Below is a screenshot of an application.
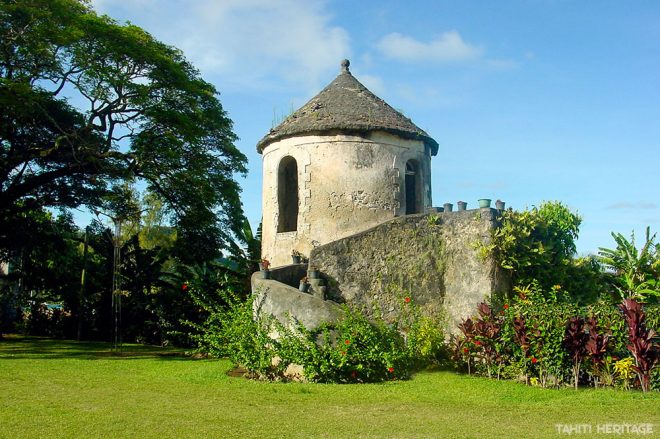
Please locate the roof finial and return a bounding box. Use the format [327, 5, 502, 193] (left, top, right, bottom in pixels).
[340, 59, 350, 73]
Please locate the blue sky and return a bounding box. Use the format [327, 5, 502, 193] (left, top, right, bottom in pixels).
[90, 0, 660, 255]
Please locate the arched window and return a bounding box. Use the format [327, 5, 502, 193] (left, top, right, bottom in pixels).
[277, 156, 298, 232]
[405, 160, 422, 215]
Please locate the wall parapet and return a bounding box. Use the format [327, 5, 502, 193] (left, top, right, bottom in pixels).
[308, 209, 510, 334]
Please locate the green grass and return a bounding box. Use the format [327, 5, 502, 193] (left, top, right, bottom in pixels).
[0, 336, 657, 438]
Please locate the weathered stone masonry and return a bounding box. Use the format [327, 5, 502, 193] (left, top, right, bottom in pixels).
[257, 60, 437, 268]
[252, 60, 509, 335]
[253, 209, 510, 335]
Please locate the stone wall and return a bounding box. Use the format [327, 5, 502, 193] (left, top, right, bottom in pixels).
[308, 209, 510, 334]
[251, 271, 342, 331]
[260, 132, 431, 267]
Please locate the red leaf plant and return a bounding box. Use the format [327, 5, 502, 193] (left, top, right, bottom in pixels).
[584, 317, 611, 388]
[472, 302, 505, 379]
[563, 316, 589, 390]
[619, 298, 658, 392]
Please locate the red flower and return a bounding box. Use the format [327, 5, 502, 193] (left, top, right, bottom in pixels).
[475, 340, 481, 346]
[531, 357, 538, 364]
[182, 283, 188, 291]
[503, 304, 509, 309]
[344, 339, 350, 345]
[463, 348, 469, 353]
[404, 297, 411, 303]
[388, 367, 394, 373]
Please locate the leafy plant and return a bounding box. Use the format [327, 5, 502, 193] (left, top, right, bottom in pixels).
[186, 292, 281, 378]
[563, 316, 588, 389]
[406, 314, 446, 365]
[478, 201, 588, 301]
[618, 298, 658, 392]
[613, 357, 636, 390]
[471, 303, 506, 379]
[598, 227, 660, 303]
[450, 290, 659, 391]
[277, 306, 413, 383]
[456, 317, 476, 375]
[584, 316, 611, 388]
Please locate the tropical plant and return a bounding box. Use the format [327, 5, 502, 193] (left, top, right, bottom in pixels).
[470, 303, 506, 379]
[479, 201, 585, 298]
[563, 316, 588, 389]
[598, 227, 660, 302]
[613, 357, 636, 390]
[278, 307, 413, 383]
[584, 316, 611, 388]
[456, 317, 476, 375]
[618, 298, 658, 392]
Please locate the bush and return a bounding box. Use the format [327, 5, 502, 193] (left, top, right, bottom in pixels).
[185, 293, 279, 378]
[278, 307, 413, 383]
[453, 290, 659, 391]
[20, 303, 69, 338]
[189, 293, 446, 383]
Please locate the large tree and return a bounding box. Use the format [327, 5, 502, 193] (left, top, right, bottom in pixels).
[0, 0, 247, 262]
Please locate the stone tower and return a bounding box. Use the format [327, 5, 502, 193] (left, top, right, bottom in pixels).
[258, 60, 439, 267]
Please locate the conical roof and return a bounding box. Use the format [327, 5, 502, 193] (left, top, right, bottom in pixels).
[256, 60, 438, 155]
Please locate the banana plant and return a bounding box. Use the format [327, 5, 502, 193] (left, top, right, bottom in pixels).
[598, 227, 659, 302]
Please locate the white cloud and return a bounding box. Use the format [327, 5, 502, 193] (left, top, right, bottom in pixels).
[376, 31, 483, 63]
[90, 0, 350, 93]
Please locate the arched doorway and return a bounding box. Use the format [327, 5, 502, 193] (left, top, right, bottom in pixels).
[278, 156, 299, 232]
[405, 160, 422, 215]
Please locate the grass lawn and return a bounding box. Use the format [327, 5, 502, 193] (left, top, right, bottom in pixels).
[0, 335, 657, 438]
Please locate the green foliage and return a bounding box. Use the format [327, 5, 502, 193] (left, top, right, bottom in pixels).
[479, 201, 602, 302]
[0, 199, 251, 345]
[1, 0, 247, 263]
[598, 227, 660, 303]
[406, 313, 447, 365]
[453, 292, 659, 391]
[190, 294, 446, 383]
[185, 292, 276, 378]
[278, 307, 413, 383]
[0, 209, 83, 336]
[506, 288, 578, 387]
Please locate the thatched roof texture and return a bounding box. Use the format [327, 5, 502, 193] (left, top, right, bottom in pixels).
[257, 60, 438, 155]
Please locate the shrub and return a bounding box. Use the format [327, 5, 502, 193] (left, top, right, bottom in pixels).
[398, 296, 447, 367]
[278, 307, 413, 383]
[457, 303, 506, 379]
[619, 298, 658, 392]
[186, 293, 279, 378]
[190, 293, 446, 383]
[584, 316, 612, 388]
[479, 202, 584, 295]
[564, 316, 588, 389]
[614, 357, 636, 390]
[451, 294, 659, 391]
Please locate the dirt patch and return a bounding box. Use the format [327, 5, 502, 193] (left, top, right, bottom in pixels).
[226, 366, 249, 378]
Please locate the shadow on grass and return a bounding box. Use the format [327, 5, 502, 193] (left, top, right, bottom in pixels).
[0, 334, 195, 361]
